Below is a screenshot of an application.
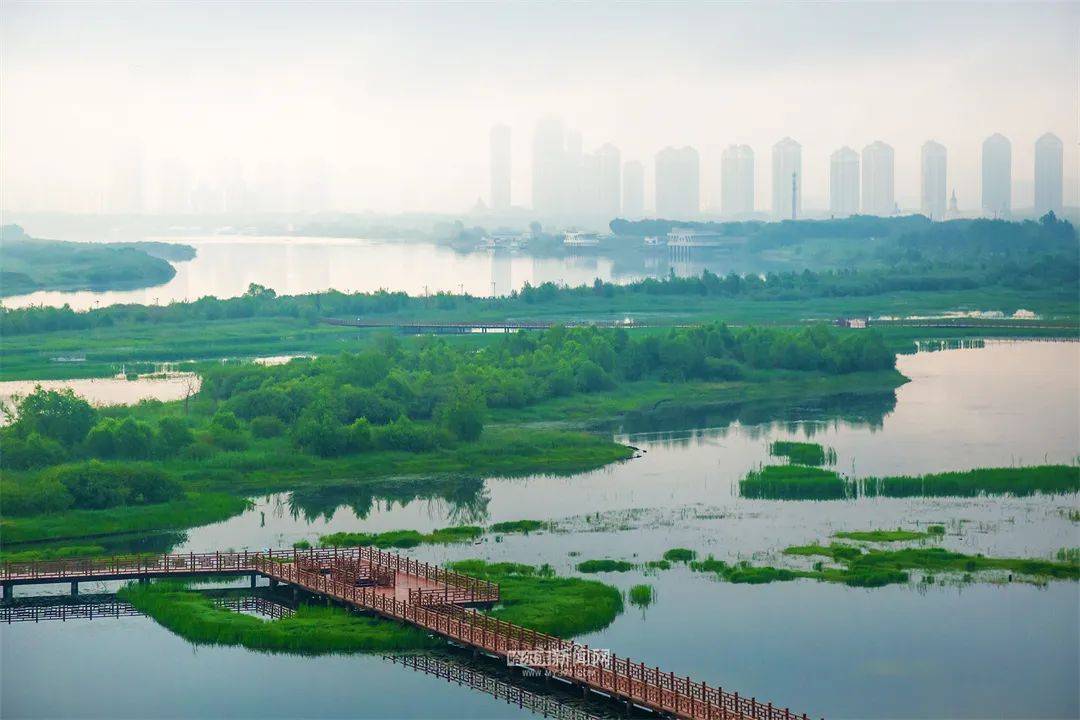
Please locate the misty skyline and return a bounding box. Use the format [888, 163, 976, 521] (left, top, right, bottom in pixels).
[2, 1, 1076, 216]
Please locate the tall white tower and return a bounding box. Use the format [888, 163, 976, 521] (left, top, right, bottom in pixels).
[829, 146, 860, 217]
[771, 137, 801, 220]
[920, 140, 947, 220]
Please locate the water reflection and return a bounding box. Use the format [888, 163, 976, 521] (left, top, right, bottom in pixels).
[616, 390, 897, 437]
[0, 590, 616, 719]
[1, 236, 826, 311]
[287, 477, 490, 526]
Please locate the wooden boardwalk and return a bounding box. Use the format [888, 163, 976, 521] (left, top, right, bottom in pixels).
[2, 548, 814, 720]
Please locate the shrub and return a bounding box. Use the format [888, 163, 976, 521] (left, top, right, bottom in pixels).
[663, 548, 697, 563]
[84, 418, 120, 457]
[435, 390, 485, 442]
[113, 417, 156, 459]
[157, 417, 195, 454]
[373, 415, 444, 452]
[1, 431, 67, 469]
[0, 476, 74, 515]
[47, 460, 182, 510]
[249, 415, 286, 439]
[576, 559, 636, 573]
[205, 411, 248, 451]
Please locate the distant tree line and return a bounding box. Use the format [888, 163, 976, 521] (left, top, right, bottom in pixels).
[2, 214, 1073, 337]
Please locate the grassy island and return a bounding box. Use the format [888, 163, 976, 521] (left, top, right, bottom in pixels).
[119, 560, 623, 655]
[740, 464, 1080, 500]
[0, 225, 188, 297]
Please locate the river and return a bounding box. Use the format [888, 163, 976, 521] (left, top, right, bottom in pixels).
[0, 235, 798, 310]
[2, 341, 1078, 719]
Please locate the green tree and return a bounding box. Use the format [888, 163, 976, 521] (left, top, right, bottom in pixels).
[157, 417, 195, 455]
[436, 390, 485, 441]
[13, 387, 97, 446]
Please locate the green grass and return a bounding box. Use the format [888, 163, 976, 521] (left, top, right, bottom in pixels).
[488, 520, 548, 534]
[319, 526, 483, 549]
[628, 584, 654, 607]
[2, 427, 630, 550]
[123, 560, 624, 654]
[448, 560, 623, 637]
[575, 559, 637, 573]
[0, 493, 250, 545]
[740, 464, 1080, 501]
[782, 543, 1080, 584]
[682, 540, 1080, 588]
[834, 529, 938, 542]
[769, 441, 836, 466]
[119, 583, 438, 654]
[662, 548, 697, 563]
[644, 560, 671, 571]
[862, 466, 1080, 498]
[0, 544, 108, 562]
[740, 465, 852, 500]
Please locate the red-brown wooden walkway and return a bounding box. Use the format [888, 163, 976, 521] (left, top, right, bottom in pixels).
[2, 547, 814, 720]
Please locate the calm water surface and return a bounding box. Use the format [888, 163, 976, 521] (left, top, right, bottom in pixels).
[1, 235, 799, 310]
[3, 341, 1078, 719]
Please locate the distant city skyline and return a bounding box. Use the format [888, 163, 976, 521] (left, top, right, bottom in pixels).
[3, 3, 1076, 217]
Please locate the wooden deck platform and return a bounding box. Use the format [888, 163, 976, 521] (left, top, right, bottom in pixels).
[2, 547, 814, 720]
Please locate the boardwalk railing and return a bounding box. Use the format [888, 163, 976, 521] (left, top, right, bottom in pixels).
[4, 548, 812, 720]
[253, 556, 810, 720]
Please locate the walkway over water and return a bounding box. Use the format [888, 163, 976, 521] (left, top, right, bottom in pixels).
[2, 548, 815, 720]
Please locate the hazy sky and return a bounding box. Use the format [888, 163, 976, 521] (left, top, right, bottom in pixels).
[2, 1, 1077, 214]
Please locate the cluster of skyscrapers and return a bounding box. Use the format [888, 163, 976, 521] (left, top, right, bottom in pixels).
[490, 121, 1067, 222]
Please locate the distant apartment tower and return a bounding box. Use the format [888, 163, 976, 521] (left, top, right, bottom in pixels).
[1034, 132, 1064, 216]
[861, 141, 895, 216]
[585, 143, 621, 218]
[771, 137, 802, 220]
[920, 141, 947, 220]
[655, 146, 700, 219]
[532, 116, 567, 215]
[622, 160, 645, 218]
[720, 145, 754, 216]
[829, 147, 860, 217]
[981, 133, 1012, 218]
[490, 124, 511, 211]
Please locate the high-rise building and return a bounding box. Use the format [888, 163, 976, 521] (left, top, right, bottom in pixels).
[583, 143, 621, 218]
[981, 133, 1012, 218]
[532, 116, 565, 215]
[655, 146, 700, 219]
[861, 141, 895, 216]
[1034, 132, 1064, 216]
[829, 146, 859, 217]
[720, 145, 754, 216]
[622, 161, 645, 219]
[489, 124, 511, 211]
[920, 140, 947, 220]
[771, 137, 801, 220]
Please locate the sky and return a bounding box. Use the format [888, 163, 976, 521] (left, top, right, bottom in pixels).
[1, 1, 1077, 215]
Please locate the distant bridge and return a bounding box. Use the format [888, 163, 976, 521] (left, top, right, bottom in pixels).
[3, 547, 815, 720]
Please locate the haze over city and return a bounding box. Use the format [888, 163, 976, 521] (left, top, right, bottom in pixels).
[1, 1, 1076, 217]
